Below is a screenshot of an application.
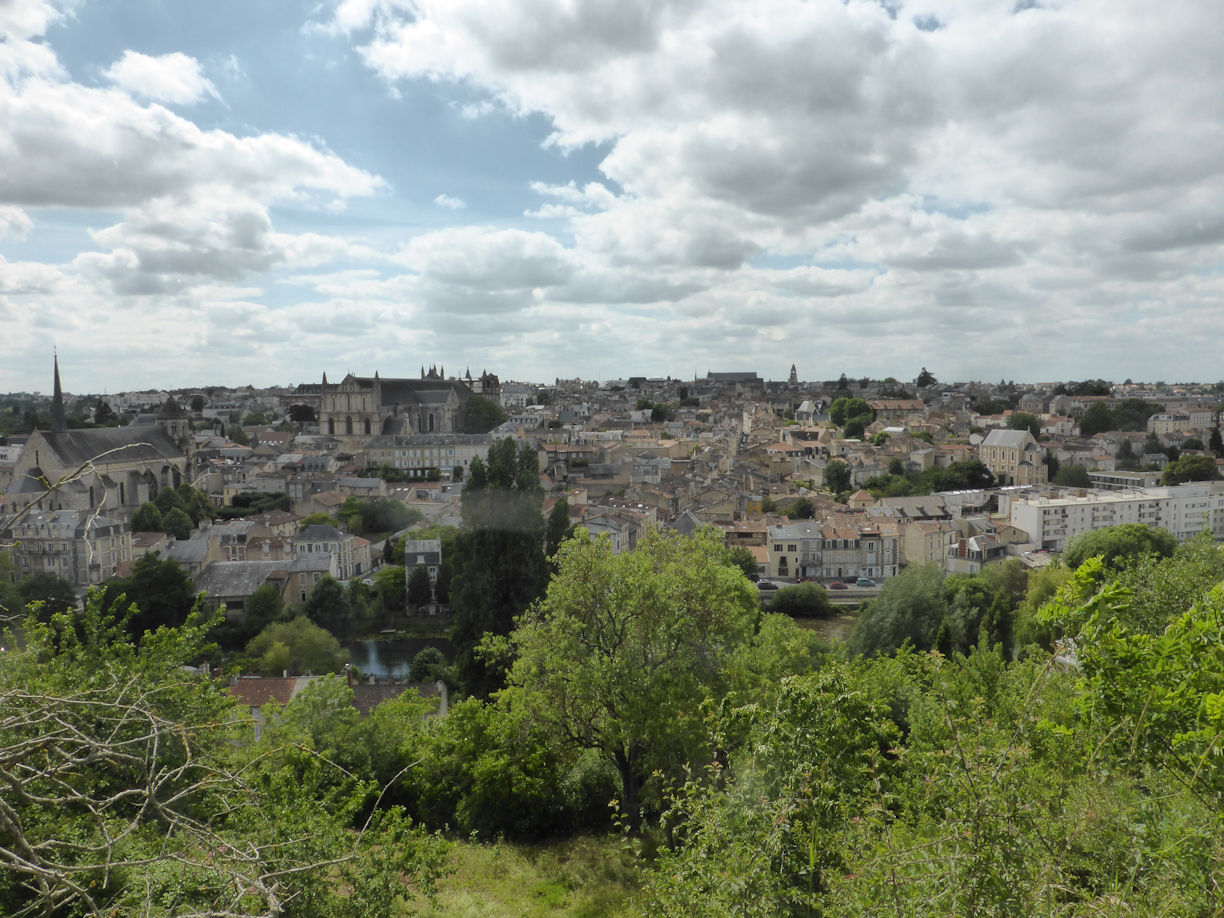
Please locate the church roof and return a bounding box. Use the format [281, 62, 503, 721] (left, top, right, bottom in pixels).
[32, 425, 184, 469]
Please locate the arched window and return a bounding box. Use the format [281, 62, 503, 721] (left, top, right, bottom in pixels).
[328, 418, 335, 435]
[345, 416, 353, 435]
[363, 418, 371, 435]
[428, 413, 435, 432]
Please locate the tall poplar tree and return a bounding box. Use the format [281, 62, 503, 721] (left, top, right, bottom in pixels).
[449, 438, 548, 697]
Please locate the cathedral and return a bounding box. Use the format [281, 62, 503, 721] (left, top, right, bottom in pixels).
[317, 366, 498, 442]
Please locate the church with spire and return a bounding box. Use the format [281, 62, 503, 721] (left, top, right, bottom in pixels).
[3, 356, 192, 522]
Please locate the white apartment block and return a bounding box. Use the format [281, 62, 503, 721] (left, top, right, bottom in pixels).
[1009, 482, 1224, 552]
[1147, 409, 1214, 435]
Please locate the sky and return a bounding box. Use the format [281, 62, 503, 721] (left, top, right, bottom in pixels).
[2, 0, 1224, 394]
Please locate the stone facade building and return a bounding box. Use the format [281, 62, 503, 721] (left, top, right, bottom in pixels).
[3, 359, 191, 523]
[317, 367, 494, 445]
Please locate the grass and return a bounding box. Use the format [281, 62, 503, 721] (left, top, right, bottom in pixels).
[404, 835, 641, 918]
[794, 609, 859, 644]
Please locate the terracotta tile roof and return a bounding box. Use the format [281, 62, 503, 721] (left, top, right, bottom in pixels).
[228, 676, 307, 709]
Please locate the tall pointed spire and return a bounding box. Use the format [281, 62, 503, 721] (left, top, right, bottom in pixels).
[51, 351, 67, 434]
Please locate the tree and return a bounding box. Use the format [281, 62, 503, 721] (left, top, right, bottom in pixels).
[1008, 411, 1041, 438]
[1078, 401, 1114, 436]
[1160, 452, 1221, 485]
[246, 615, 349, 674]
[411, 645, 448, 683]
[725, 545, 761, 582]
[1210, 424, 1223, 457]
[825, 459, 851, 493]
[1063, 523, 1177, 569]
[406, 565, 432, 611]
[829, 397, 873, 428]
[450, 438, 549, 697]
[501, 528, 758, 832]
[301, 574, 356, 636]
[189, 394, 205, 411]
[299, 511, 340, 530]
[0, 595, 443, 915]
[847, 563, 947, 657]
[92, 400, 116, 425]
[916, 366, 937, 387]
[228, 424, 249, 445]
[785, 497, 815, 519]
[99, 553, 197, 640]
[769, 582, 833, 618]
[461, 394, 507, 434]
[244, 582, 284, 631]
[154, 486, 187, 516]
[162, 506, 193, 540]
[15, 572, 77, 620]
[1052, 464, 1090, 487]
[545, 498, 574, 558]
[340, 497, 419, 537]
[175, 483, 213, 525]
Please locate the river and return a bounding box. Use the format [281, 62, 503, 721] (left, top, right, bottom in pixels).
[343, 637, 454, 678]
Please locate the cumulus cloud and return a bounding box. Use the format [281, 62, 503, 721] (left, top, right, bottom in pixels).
[104, 50, 219, 105]
[433, 193, 466, 209]
[314, 0, 1224, 380]
[0, 205, 32, 239]
[0, 3, 387, 306]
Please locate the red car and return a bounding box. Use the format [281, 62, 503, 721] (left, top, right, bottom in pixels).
[828, 581, 848, 590]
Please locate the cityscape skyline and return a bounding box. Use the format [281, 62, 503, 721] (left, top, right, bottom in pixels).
[3, 0, 1223, 391]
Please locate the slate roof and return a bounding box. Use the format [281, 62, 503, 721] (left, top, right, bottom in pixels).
[195, 560, 290, 599]
[350, 377, 470, 406]
[982, 429, 1035, 449]
[298, 524, 345, 542]
[36, 425, 184, 467]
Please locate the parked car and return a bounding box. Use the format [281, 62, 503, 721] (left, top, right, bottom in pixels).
[756, 580, 782, 592]
[856, 577, 875, 587]
[828, 581, 848, 590]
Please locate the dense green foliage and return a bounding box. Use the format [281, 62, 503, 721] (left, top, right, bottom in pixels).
[8, 504, 1224, 916]
[0, 594, 444, 916]
[450, 438, 549, 697]
[340, 496, 422, 537]
[1161, 452, 1221, 485]
[245, 615, 349, 675]
[824, 459, 851, 493]
[769, 582, 834, 618]
[1052, 462, 1091, 486]
[1062, 522, 1177, 569]
[848, 560, 1024, 658]
[829, 397, 874, 430]
[860, 458, 996, 498]
[462, 394, 508, 433]
[99, 552, 198, 640]
[1078, 397, 1160, 435]
[499, 528, 761, 831]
